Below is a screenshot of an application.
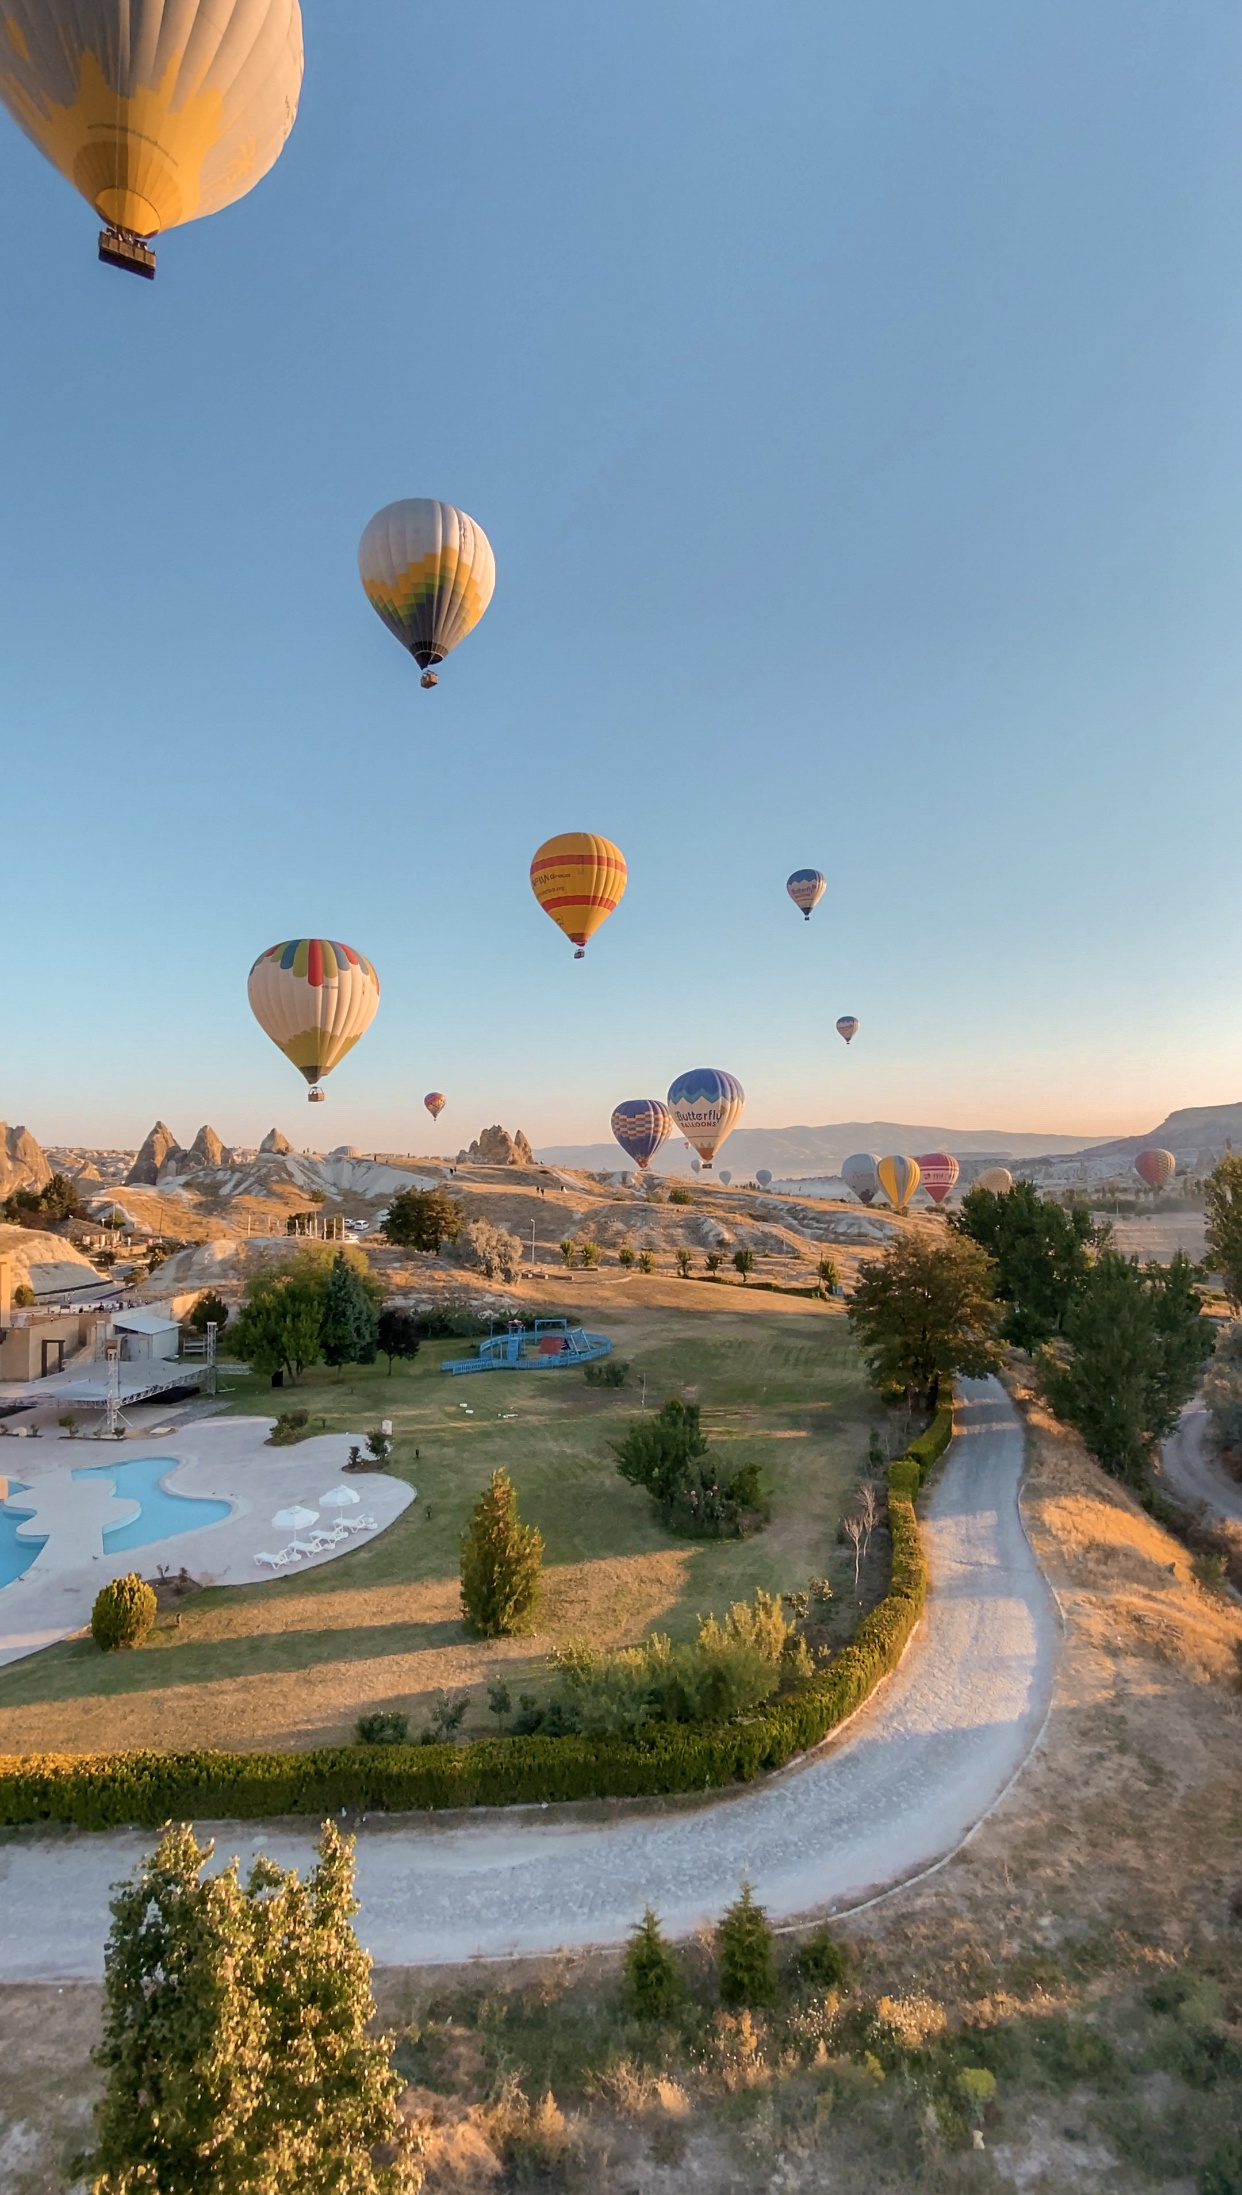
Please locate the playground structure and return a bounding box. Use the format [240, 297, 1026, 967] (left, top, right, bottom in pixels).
[440, 1318, 613, 1377]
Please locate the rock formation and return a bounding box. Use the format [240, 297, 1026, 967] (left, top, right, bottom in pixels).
[455, 1125, 536, 1167]
[189, 1124, 226, 1169]
[0, 1125, 51, 1200]
[260, 1127, 293, 1155]
[125, 1122, 183, 1186]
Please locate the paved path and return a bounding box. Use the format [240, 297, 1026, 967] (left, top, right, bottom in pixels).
[0, 1378, 1058, 1979]
[1162, 1404, 1242, 1523]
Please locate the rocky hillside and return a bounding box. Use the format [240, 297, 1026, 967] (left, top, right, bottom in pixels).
[0, 1125, 51, 1201]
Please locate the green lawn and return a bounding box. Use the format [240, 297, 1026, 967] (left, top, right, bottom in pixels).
[0, 1298, 878, 1754]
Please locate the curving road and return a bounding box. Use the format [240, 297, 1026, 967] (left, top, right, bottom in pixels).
[1162, 1404, 1242, 1524]
[0, 1378, 1058, 1979]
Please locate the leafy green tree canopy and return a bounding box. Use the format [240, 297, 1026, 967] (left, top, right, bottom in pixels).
[1205, 1152, 1242, 1308]
[188, 1288, 230, 1334]
[460, 1469, 544, 1637]
[377, 1306, 421, 1374]
[383, 1187, 463, 1253]
[954, 1179, 1097, 1349]
[847, 1231, 1002, 1406]
[1041, 1248, 1213, 1483]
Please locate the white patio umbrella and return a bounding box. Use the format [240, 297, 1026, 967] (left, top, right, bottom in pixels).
[272, 1505, 318, 1531]
[319, 1485, 360, 1508]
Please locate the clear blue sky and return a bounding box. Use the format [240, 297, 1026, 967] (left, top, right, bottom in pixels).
[3, 1, 1241, 1154]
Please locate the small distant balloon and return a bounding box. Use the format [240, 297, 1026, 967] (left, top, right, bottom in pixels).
[667, 1068, 745, 1170]
[836, 1016, 859, 1046]
[611, 1098, 673, 1171]
[719, 1170, 732, 1186]
[691, 1158, 701, 1173]
[975, 1167, 1014, 1195]
[756, 1168, 773, 1189]
[1136, 1148, 1176, 1191]
[841, 1153, 879, 1205]
[786, 869, 826, 922]
[877, 1154, 921, 1211]
[917, 1153, 960, 1206]
[424, 1092, 446, 1123]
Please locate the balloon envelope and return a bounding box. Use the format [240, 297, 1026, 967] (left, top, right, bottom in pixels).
[975, 1167, 1014, 1195]
[359, 500, 495, 674]
[1136, 1147, 1176, 1191]
[718, 1170, 732, 1185]
[610, 1098, 673, 1170]
[667, 1068, 745, 1168]
[917, 1152, 960, 1205]
[690, 1158, 701, 1173]
[530, 832, 627, 956]
[786, 868, 826, 920]
[248, 939, 379, 1092]
[841, 1153, 879, 1205]
[0, 0, 302, 241]
[836, 1016, 860, 1045]
[877, 1154, 921, 1211]
[424, 1092, 446, 1122]
[756, 1169, 772, 1189]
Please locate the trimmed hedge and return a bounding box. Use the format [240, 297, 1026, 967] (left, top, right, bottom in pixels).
[904, 1396, 955, 1487]
[0, 1502, 928, 1832]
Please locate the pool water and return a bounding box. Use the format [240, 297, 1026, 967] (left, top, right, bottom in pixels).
[0, 1483, 46, 1589]
[73, 1457, 232, 1552]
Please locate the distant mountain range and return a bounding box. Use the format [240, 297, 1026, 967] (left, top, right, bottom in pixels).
[535, 1120, 1107, 1177]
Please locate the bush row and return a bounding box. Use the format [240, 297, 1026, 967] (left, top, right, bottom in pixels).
[0, 1503, 928, 1831]
[886, 1397, 954, 1500]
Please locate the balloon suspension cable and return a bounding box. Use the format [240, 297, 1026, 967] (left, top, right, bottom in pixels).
[98, 226, 156, 279]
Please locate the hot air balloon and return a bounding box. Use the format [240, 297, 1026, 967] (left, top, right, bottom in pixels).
[530, 833, 627, 958]
[719, 1170, 732, 1186]
[0, 0, 303, 278]
[877, 1155, 921, 1211]
[756, 1169, 772, 1190]
[786, 869, 826, 922]
[248, 939, 379, 1103]
[975, 1167, 1013, 1195]
[841, 1153, 879, 1205]
[667, 1069, 744, 1170]
[424, 1092, 446, 1123]
[1136, 1148, 1176, 1191]
[836, 1016, 860, 1046]
[917, 1152, 960, 1206]
[690, 1158, 701, 1173]
[358, 501, 495, 689]
[611, 1099, 673, 1171]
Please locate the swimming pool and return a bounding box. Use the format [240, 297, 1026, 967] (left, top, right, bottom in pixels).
[73, 1457, 232, 1553]
[0, 1483, 46, 1589]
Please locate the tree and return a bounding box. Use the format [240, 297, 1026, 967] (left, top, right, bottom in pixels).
[716, 1882, 777, 2009]
[459, 1218, 523, 1281]
[88, 1821, 420, 2194]
[847, 1233, 1002, 1407]
[613, 1399, 762, 1538]
[1205, 1153, 1242, 1307]
[377, 1307, 421, 1375]
[91, 1573, 156, 1652]
[188, 1289, 229, 1335]
[559, 1238, 577, 1268]
[321, 1253, 380, 1373]
[460, 1469, 544, 1637]
[675, 1246, 692, 1277]
[1042, 1248, 1214, 1483]
[955, 1180, 1096, 1349]
[817, 1256, 839, 1292]
[623, 1908, 684, 2020]
[4, 1172, 82, 1227]
[233, 1262, 327, 1385]
[382, 1186, 463, 1254]
[733, 1248, 755, 1282]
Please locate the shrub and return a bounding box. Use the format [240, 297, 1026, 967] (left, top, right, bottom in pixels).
[675, 1247, 692, 1277]
[457, 1218, 523, 1281]
[364, 1427, 391, 1464]
[614, 1399, 765, 1538]
[356, 1712, 409, 1745]
[637, 1251, 655, 1274]
[817, 1256, 839, 1292]
[267, 1409, 311, 1446]
[460, 1470, 544, 1637]
[580, 1240, 600, 1268]
[91, 1574, 157, 1653]
[584, 1359, 628, 1387]
[188, 1289, 229, 1335]
[717, 1883, 777, 2008]
[559, 1239, 576, 1268]
[733, 1248, 755, 1281]
[796, 1926, 849, 1991]
[1200, 2141, 1242, 2195]
[12, 1284, 34, 1307]
[617, 1246, 636, 1269]
[624, 1908, 683, 2020]
[668, 1187, 691, 1205]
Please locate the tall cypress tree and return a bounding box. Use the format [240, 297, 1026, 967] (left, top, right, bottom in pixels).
[460, 1469, 544, 1636]
[321, 1253, 379, 1372]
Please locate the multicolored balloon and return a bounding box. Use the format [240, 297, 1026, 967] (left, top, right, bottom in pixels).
[667, 1068, 744, 1169]
[359, 500, 495, 688]
[786, 869, 826, 922]
[424, 1092, 447, 1123]
[975, 1167, 1013, 1195]
[841, 1153, 879, 1205]
[530, 833, 627, 957]
[0, 0, 303, 274]
[1136, 1148, 1176, 1191]
[877, 1154, 921, 1211]
[836, 1016, 859, 1046]
[756, 1169, 773, 1190]
[917, 1152, 960, 1206]
[610, 1099, 673, 1171]
[248, 939, 379, 1102]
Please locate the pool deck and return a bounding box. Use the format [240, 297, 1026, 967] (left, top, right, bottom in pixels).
[0, 1419, 413, 1669]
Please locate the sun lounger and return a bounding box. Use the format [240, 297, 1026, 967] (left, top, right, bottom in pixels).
[255, 1551, 285, 1570]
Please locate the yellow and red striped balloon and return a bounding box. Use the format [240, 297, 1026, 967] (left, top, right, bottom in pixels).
[248, 939, 379, 1099]
[530, 833, 627, 957]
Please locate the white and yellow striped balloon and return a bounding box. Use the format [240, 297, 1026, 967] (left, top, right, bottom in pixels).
[877, 1154, 920, 1211]
[248, 938, 379, 1097]
[0, 0, 303, 239]
[359, 500, 496, 678]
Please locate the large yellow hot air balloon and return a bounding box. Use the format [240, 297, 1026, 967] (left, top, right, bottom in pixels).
[0, 0, 303, 277]
[248, 939, 379, 1102]
[359, 500, 495, 689]
[877, 1154, 921, 1211]
[530, 833, 627, 957]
